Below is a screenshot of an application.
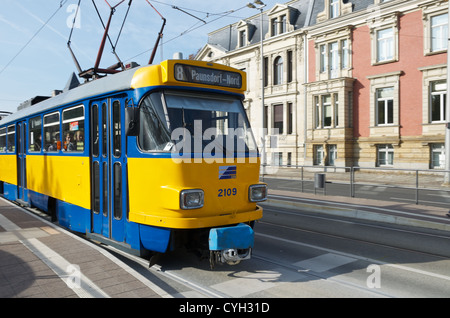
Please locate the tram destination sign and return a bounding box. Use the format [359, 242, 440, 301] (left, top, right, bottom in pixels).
[174, 63, 242, 89]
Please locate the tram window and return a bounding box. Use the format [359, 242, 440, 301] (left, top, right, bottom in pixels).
[113, 101, 121, 157]
[164, 91, 258, 154]
[93, 162, 100, 214]
[62, 105, 84, 152]
[113, 163, 122, 220]
[44, 112, 60, 152]
[7, 125, 15, 153]
[102, 103, 107, 157]
[92, 104, 99, 157]
[29, 116, 42, 152]
[138, 93, 171, 151]
[103, 162, 108, 217]
[0, 127, 6, 152]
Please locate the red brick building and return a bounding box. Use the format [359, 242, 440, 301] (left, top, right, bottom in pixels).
[306, 0, 448, 169]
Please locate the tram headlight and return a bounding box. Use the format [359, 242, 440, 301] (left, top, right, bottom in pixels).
[180, 189, 204, 209]
[249, 184, 267, 202]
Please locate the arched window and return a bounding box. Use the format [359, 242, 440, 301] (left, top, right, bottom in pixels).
[273, 56, 283, 85]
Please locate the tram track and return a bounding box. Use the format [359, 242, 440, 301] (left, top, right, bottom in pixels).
[250, 252, 393, 298]
[259, 205, 450, 260]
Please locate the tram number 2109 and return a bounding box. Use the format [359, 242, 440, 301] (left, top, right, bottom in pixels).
[218, 188, 237, 197]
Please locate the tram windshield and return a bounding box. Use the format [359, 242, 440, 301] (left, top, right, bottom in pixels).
[138, 90, 258, 158]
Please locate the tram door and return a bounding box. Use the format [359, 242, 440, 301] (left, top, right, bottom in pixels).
[90, 96, 127, 242]
[16, 121, 27, 202]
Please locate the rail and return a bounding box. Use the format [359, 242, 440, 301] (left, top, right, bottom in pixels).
[260, 164, 450, 206]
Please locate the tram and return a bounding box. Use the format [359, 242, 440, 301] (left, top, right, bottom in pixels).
[0, 59, 266, 267]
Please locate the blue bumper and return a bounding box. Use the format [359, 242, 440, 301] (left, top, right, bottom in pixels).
[209, 223, 254, 251]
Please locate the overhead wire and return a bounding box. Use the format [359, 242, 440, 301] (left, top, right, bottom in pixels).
[124, 3, 249, 63]
[0, 0, 69, 77]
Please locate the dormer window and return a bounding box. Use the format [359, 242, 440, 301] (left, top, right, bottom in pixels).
[280, 15, 287, 33]
[317, 0, 352, 22]
[267, 4, 297, 37]
[271, 18, 278, 36]
[239, 30, 247, 48]
[330, 0, 339, 19]
[236, 20, 255, 48]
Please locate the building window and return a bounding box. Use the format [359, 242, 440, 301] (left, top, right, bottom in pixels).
[273, 104, 283, 134]
[239, 30, 246, 48]
[323, 95, 332, 127]
[377, 27, 394, 62]
[287, 102, 293, 134]
[376, 87, 394, 125]
[273, 56, 283, 85]
[320, 44, 327, 73]
[314, 145, 325, 165]
[315, 94, 339, 128]
[377, 144, 394, 166]
[329, 41, 339, 78]
[327, 144, 337, 166]
[330, 0, 339, 19]
[334, 93, 339, 127]
[271, 18, 278, 37]
[280, 15, 287, 34]
[315, 96, 320, 128]
[264, 105, 268, 129]
[273, 152, 283, 166]
[430, 143, 445, 169]
[430, 80, 447, 122]
[287, 50, 293, 83]
[263, 57, 269, 87]
[341, 39, 349, 69]
[319, 40, 350, 78]
[431, 13, 448, 52]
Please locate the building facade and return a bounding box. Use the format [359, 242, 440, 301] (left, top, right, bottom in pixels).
[197, 0, 448, 170]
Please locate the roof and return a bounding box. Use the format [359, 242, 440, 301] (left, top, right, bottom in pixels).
[0, 66, 139, 126]
[206, 0, 311, 53]
[203, 0, 379, 56]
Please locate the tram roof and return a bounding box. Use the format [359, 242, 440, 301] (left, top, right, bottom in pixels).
[0, 65, 140, 126]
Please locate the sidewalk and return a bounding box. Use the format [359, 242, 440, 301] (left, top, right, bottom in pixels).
[266, 189, 450, 232]
[261, 166, 450, 190]
[0, 197, 171, 298]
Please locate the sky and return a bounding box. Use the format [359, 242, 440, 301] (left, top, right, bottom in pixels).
[0, 0, 279, 114]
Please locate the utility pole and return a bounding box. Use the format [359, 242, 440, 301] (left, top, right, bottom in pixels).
[247, 1, 266, 173]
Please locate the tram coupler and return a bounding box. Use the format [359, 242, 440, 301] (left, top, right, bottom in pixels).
[208, 223, 254, 269]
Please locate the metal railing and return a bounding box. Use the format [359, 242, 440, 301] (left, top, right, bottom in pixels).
[260, 164, 450, 206]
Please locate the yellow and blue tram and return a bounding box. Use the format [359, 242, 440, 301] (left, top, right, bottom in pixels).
[0, 60, 266, 266]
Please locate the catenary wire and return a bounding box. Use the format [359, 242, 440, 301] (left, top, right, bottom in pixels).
[0, 0, 69, 77]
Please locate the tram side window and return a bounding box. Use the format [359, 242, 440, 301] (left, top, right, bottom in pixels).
[7, 125, 15, 153]
[44, 112, 60, 152]
[0, 127, 6, 153]
[29, 116, 42, 152]
[62, 105, 84, 152]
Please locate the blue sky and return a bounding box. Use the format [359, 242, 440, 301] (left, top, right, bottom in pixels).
[0, 0, 277, 114]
